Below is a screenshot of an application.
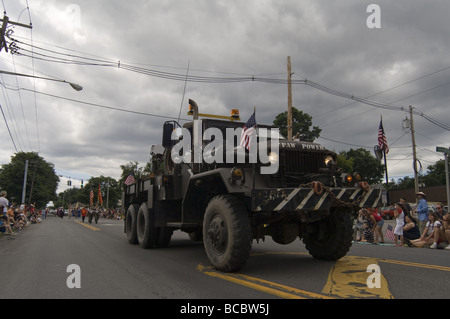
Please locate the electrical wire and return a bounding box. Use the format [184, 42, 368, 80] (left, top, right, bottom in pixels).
[0, 102, 18, 152]
[6, 35, 450, 131]
[19, 87, 191, 122]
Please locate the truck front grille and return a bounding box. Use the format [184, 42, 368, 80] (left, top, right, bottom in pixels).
[268, 150, 329, 187]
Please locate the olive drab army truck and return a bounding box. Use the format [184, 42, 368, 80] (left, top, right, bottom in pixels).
[122, 99, 384, 272]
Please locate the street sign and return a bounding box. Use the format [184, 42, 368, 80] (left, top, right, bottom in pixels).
[436, 146, 450, 155]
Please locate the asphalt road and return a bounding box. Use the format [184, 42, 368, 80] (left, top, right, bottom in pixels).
[1, 216, 449, 302]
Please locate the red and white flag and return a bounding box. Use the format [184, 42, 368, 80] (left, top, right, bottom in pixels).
[98, 184, 103, 205]
[385, 224, 396, 241]
[89, 189, 94, 206]
[240, 111, 256, 151]
[124, 174, 136, 186]
[378, 119, 389, 154]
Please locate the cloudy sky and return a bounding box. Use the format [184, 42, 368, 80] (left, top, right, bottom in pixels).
[1, 0, 449, 194]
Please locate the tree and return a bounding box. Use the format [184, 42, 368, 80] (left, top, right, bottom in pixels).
[273, 107, 321, 142]
[0, 152, 59, 207]
[423, 159, 446, 187]
[394, 176, 416, 189]
[55, 176, 121, 209]
[119, 161, 152, 187]
[336, 153, 354, 173]
[338, 148, 385, 184]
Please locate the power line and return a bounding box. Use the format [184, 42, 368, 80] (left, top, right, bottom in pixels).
[19, 87, 191, 121]
[0, 101, 17, 151]
[7, 36, 450, 131]
[311, 65, 450, 119]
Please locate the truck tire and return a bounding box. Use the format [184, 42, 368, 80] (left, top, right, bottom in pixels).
[136, 203, 158, 249]
[126, 204, 139, 245]
[203, 195, 252, 272]
[303, 208, 354, 261]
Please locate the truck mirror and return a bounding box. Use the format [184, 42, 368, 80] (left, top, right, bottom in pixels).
[162, 121, 175, 148]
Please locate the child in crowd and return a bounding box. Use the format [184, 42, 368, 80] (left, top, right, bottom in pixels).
[362, 209, 376, 243]
[354, 209, 366, 241]
[393, 202, 405, 247]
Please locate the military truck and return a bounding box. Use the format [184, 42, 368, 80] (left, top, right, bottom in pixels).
[123, 99, 383, 272]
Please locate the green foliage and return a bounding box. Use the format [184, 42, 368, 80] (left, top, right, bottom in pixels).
[424, 159, 446, 186]
[273, 107, 321, 142]
[55, 176, 121, 209]
[0, 152, 59, 207]
[338, 148, 385, 184]
[336, 154, 354, 173]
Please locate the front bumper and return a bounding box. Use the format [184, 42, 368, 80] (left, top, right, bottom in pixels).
[251, 185, 384, 212]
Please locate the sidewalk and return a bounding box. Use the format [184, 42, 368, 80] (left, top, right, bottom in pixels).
[0, 214, 48, 239]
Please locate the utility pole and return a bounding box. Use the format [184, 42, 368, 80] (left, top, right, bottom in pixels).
[287, 56, 293, 140]
[106, 178, 110, 208]
[409, 105, 419, 198]
[0, 14, 32, 52]
[446, 153, 450, 207]
[28, 161, 39, 205]
[436, 146, 450, 206]
[21, 160, 28, 204]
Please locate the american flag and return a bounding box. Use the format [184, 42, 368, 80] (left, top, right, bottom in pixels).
[124, 174, 136, 186]
[240, 111, 256, 151]
[378, 119, 389, 154]
[385, 224, 396, 241]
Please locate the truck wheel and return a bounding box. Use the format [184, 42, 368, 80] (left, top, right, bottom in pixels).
[203, 195, 252, 272]
[136, 203, 158, 248]
[126, 204, 139, 245]
[303, 208, 354, 261]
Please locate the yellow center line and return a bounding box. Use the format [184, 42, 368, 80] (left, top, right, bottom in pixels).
[74, 220, 101, 231]
[198, 251, 450, 299]
[251, 253, 393, 298]
[197, 263, 331, 299]
[378, 259, 450, 272]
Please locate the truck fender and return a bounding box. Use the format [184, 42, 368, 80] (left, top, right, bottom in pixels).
[181, 170, 232, 223]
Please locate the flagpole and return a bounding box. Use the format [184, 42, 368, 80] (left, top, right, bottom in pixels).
[252, 106, 256, 191]
[381, 115, 389, 188]
[383, 149, 389, 187]
[381, 115, 390, 204]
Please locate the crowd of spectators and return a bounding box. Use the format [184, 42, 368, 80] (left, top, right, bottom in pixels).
[354, 191, 450, 250]
[0, 191, 44, 236]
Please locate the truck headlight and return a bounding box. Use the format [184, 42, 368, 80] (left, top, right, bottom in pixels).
[324, 155, 335, 166]
[268, 152, 279, 164]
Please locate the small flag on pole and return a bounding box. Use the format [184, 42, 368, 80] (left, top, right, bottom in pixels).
[98, 184, 103, 206]
[385, 224, 396, 241]
[378, 119, 389, 154]
[89, 189, 94, 206]
[124, 174, 136, 186]
[240, 111, 256, 151]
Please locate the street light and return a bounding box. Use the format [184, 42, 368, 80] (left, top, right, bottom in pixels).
[0, 69, 83, 91]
